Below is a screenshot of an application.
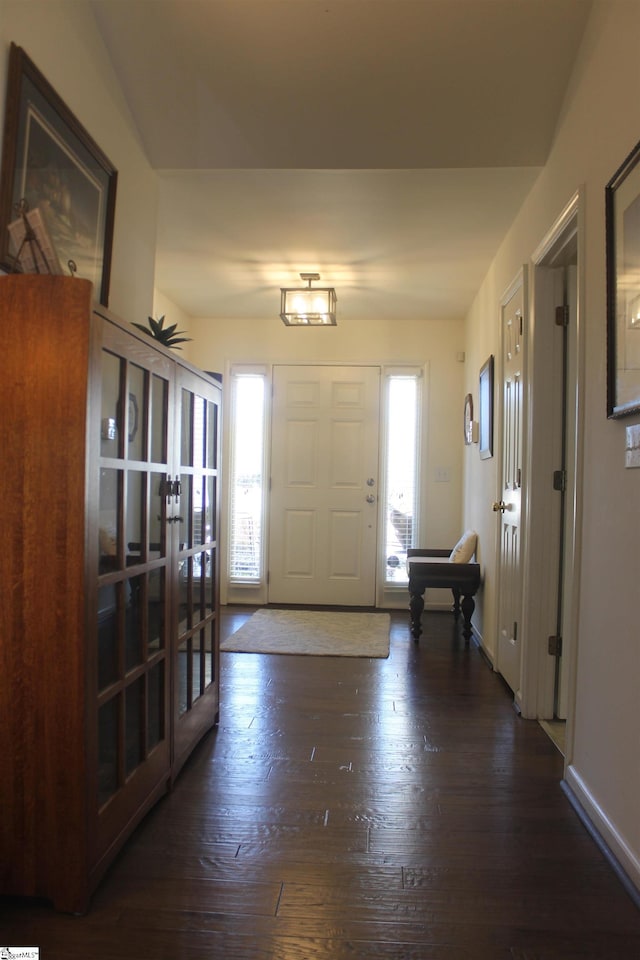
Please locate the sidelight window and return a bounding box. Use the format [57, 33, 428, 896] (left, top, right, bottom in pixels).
[383, 373, 420, 585]
[228, 372, 266, 582]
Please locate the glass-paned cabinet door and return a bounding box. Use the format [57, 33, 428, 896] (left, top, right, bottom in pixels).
[96, 332, 173, 811]
[174, 372, 221, 725]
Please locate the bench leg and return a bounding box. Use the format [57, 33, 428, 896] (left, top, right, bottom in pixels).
[460, 594, 475, 647]
[409, 591, 424, 641]
[451, 587, 461, 618]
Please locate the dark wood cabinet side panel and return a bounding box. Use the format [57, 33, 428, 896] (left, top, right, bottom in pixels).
[0, 276, 94, 904]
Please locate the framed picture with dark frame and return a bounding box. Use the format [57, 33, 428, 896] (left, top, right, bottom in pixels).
[606, 137, 640, 419]
[479, 354, 494, 459]
[0, 43, 117, 306]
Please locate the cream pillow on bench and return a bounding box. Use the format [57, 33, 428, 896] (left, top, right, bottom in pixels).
[449, 530, 477, 564]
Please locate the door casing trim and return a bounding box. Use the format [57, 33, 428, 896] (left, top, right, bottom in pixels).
[518, 189, 584, 740]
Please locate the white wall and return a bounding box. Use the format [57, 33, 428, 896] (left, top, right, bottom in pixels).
[463, 0, 640, 888]
[186, 313, 466, 551]
[0, 0, 158, 322]
[152, 287, 192, 342]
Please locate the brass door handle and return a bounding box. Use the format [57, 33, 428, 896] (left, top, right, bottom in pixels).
[492, 500, 508, 513]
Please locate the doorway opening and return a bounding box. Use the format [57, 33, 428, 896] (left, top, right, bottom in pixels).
[519, 192, 582, 744]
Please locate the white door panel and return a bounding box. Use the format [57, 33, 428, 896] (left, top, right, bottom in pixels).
[282, 511, 316, 576]
[328, 510, 363, 578]
[285, 418, 319, 486]
[269, 365, 380, 605]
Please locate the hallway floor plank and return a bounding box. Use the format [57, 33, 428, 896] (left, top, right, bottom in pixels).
[2, 608, 640, 958]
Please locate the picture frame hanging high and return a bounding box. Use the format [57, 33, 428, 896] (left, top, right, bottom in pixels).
[0, 43, 117, 306]
[606, 137, 640, 418]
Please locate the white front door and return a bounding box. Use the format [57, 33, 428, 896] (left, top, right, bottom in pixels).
[268, 365, 380, 606]
[496, 279, 525, 695]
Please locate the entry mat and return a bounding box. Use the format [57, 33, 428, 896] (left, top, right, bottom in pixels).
[221, 608, 391, 658]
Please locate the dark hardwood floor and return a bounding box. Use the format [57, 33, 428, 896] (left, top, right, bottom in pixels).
[3, 607, 640, 958]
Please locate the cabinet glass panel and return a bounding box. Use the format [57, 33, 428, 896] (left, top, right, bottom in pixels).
[204, 622, 213, 687]
[128, 365, 146, 461]
[192, 630, 203, 704]
[99, 468, 121, 573]
[125, 470, 144, 561]
[193, 395, 206, 469]
[124, 574, 144, 672]
[180, 474, 193, 548]
[98, 696, 119, 807]
[178, 557, 190, 633]
[192, 552, 204, 625]
[100, 351, 122, 459]
[204, 476, 216, 543]
[193, 476, 205, 545]
[177, 639, 189, 717]
[97, 581, 120, 690]
[150, 374, 168, 464]
[147, 568, 164, 655]
[206, 399, 218, 469]
[148, 661, 165, 751]
[203, 549, 214, 617]
[181, 389, 193, 466]
[149, 472, 167, 559]
[125, 678, 144, 776]
[177, 512, 187, 552]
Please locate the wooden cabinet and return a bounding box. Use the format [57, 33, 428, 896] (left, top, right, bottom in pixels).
[0, 276, 221, 913]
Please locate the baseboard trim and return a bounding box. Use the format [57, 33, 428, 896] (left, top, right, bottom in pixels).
[562, 767, 640, 908]
[473, 629, 496, 670]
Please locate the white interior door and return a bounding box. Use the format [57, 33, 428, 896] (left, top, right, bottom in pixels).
[268, 365, 380, 606]
[495, 281, 525, 695]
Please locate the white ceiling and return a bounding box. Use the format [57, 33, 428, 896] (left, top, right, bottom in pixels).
[90, 0, 592, 323]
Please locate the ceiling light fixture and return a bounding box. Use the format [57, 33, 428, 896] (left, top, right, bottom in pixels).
[280, 273, 337, 326]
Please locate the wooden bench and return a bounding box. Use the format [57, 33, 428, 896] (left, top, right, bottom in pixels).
[407, 547, 481, 646]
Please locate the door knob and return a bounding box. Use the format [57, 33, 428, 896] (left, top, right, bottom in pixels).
[492, 500, 508, 513]
[366, 494, 376, 503]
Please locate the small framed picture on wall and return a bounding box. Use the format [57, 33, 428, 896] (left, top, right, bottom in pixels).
[479, 355, 494, 459]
